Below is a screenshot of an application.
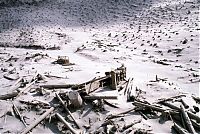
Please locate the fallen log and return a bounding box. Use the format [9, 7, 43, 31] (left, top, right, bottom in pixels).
[12, 102, 27, 127]
[180, 105, 196, 134]
[172, 122, 189, 134]
[160, 102, 179, 110]
[172, 113, 200, 131]
[180, 112, 187, 129]
[161, 102, 200, 122]
[181, 99, 189, 109]
[21, 107, 54, 134]
[133, 101, 166, 112]
[55, 93, 81, 129]
[3, 74, 19, 80]
[138, 111, 148, 120]
[40, 84, 74, 89]
[192, 96, 200, 103]
[106, 107, 136, 120]
[121, 119, 142, 132]
[56, 113, 80, 134]
[17, 73, 40, 96]
[157, 94, 186, 103]
[181, 97, 199, 113]
[17, 79, 36, 97]
[8, 77, 23, 91]
[191, 120, 200, 130]
[19, 99, 50, 108]
[0, 91, 18, 100]
[44, 74, 66, 79]
[84, 96, 117, 100]
[103, 100, 119, 108]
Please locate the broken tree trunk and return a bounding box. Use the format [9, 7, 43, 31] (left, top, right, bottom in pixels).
[180, 105, 196, 134]
[21, 107, 54, 134]
[84, 95, 117, 100]
[0, 91, 18, 100]
[68, 91, 83, 108]
[55, 93, 81, 129]
[56, 113, 80, 134]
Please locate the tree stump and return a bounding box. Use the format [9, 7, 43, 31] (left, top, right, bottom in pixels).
[68, 91, 83, 108]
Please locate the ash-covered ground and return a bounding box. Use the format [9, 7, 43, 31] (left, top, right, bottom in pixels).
[0, 0, 199, 133]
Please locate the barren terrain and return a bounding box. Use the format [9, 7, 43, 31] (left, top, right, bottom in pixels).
[0, 0, 199, 133]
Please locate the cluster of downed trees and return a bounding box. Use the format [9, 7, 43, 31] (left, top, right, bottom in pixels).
[0, 65, 128, 133]
[132, 96, 200, 134]
[0, 64, 199, 134]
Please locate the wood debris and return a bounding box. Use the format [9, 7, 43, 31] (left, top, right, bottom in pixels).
[0, 66, 199, 133]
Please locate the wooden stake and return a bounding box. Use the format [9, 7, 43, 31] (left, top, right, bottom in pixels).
[21, 107, 54, 134]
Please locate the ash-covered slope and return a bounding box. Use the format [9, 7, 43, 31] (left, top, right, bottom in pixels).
[0, 0, 199, 49]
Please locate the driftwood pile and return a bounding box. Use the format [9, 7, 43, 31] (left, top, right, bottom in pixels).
[0, 65, 199, 134]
